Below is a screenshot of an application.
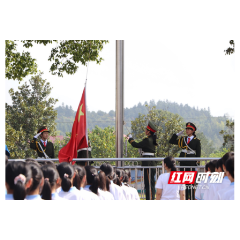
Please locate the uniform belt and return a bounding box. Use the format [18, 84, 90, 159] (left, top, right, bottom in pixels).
[142, 152, 154, 156]
[77, 147, 91, 152]
[182, 149, 196, 154]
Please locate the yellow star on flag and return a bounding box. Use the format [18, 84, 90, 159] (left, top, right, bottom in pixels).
[78, 104, 84, 122]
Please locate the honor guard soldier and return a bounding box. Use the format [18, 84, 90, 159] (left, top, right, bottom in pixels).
[30, 126, 55, 158]
[76, 137, 93, 166]
[169, 122, 201, 200]
[128, 121, 158, 200]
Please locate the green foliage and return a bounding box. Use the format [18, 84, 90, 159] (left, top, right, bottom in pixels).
[224, 40, 235, 55]
[209, 148, 230, 158]
[5, 40, 38, 82]
[219, 120, 234, 151]
[22, 40, 109, 77]
[131, 105, 185, 161]
[5, 73, 58, 158]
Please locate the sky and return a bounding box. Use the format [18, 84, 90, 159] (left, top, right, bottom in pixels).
[5, 39, 236, 118]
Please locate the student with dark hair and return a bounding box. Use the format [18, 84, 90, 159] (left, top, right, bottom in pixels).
[215, 152, 233, 200]
[98, 170, 114, 200]
[155, 157, 185, 200]
[221, 157, 234, 200]
[73, 165, 99, 200]
[122, 170, 140, 200]
[100, 163, 126, 200]
[26, 162, 44, 200]
[41, 165, 63, 200]
[57, 162, 82, 200]
[25, 158, 41, 166]
[5, 161, 32, 200]
[115, 169, 131, 200]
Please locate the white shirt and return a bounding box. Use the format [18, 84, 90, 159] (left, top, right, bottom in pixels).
[98, 189, 114, 200]
[26, 195, 42, 200]
[51, 192, 65, 200]
[195, 174, 211, 200]
[187, 135, 194, 143]
[216, 177, 232, 200]
[155, 173, 185, 200]
[83, 185, 100, 200]
[40, 139, 48, 146]
[109, 181, 126, 200]
[121, 183, 132, 200]
[221, 182, 234, 200]
[204, 175, 231, 200]
[123, 184, 140, 200]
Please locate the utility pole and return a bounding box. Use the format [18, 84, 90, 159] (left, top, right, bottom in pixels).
[115, 40, 124, 167]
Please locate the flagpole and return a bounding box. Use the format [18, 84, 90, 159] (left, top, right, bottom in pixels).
[85, 79, 89, 160]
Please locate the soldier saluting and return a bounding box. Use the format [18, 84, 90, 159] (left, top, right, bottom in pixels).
[30, 126, 55, 158]
[128, 121, 158, 200]
[169, 122, 201, 200]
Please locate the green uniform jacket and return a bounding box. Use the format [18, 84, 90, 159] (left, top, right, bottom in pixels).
[30, 138, 55, 158]
[169, 134, 201, 167]
[128, 135, 156, 166]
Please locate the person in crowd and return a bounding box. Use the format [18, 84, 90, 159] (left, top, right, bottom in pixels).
[216, 152, 233, 200]
[100, 163, 126, 200]
[122, 170, 140, 200]
[115, 169, 131, 200]
[5, 161, 32, 200]
[41, 164, 63, 200]
[26, 162, 44, 200]
[5, 144, 10, 158]
[128, 121, 158, 200]
[30, 126, 55, 158]
[155, 157, 185, 200]
[169, 122, 201, 200]
[73, 165, 99, 200]
[221, 157, 234, 200]
[98, 170, 114, 200]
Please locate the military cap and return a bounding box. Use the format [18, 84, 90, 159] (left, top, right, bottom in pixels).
[185, 122, 197, 131]
[37, 126, 50, 134]
[146, 121, 157, 133]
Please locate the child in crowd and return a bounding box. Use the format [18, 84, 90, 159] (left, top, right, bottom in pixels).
[155, 157, 185, 200]
[57, 162, 83, 200]
[73, 165, 99, 200]
[221, 157, 234, 200]
[100, 163, 126, 200]
[122, 170, 140, 200]
[216, 152, 233, 200]
[41, 164, 63, 200]
[115, 169, 131, 200]
[26, 162, 44, 200]
[98, 170, 114, 200]
[5, 161, 32, 200]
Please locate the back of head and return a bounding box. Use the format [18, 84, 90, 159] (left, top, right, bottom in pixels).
[216, 159, 223, 172]
[122, 171, 129, 186]
[225, 157, 234, 179]
[6, 161, 32, 200]
[85, 166, 99, 195]
[100, 163, 113, 191]
[164, 156, 176, 171]
[73, 165, 86, 190]
[221, 152, 234, 167]
[27, 162, 44, 194]
[41, 165, 59, 200]
[205, 162, 209, 172]
[114, 169, 122, 186]
[25, 158, 41, 166]
[208, 161, 216, 173]
[57, 162, 74, 192]
[98, 171, 107, 191]
[42, 160, 56, 168]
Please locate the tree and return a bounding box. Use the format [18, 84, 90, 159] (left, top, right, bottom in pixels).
[5, 40, 38, 82]
[6, 40, 109, 81]
[224, 40, 235, 55]
[130, 105, 185, 162]
[219, 120, 234, 151]
[5, 73, 58, 158]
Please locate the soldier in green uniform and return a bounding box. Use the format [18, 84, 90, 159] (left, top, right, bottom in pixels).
[128, 121, 158, 200]
[169, 122, 201, 200]
[76, 137, 93, 166]
[30, 126, 55, 158]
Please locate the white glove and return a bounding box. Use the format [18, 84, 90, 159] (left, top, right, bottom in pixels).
[34, 132, 41, 138]
[128, 134, 132, 138]
[176, 130, 184, 136]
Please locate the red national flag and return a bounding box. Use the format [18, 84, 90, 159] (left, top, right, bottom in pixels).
[58, 83, 88, 164]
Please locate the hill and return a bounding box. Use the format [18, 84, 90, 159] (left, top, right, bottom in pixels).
[55, 100, 230, 150]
